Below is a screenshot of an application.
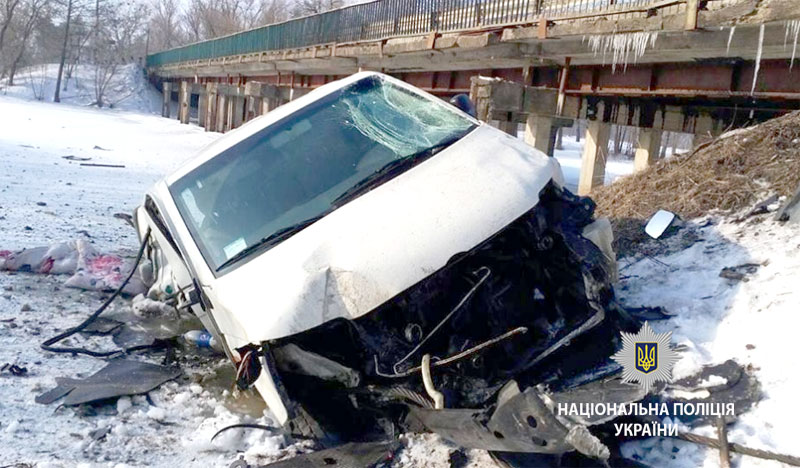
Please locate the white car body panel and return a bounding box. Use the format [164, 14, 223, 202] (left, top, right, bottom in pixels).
[140, 72, 566, 424]
[211, 125, 562, 342]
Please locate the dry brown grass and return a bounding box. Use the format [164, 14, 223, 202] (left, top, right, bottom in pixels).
[592, 111, 800, 221]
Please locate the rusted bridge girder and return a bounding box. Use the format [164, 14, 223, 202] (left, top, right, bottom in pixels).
[153, 0, 800, 195]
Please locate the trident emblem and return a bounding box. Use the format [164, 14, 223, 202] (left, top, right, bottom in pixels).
[635, 342, 657, 374]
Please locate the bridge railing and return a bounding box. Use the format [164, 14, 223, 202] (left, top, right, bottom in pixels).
[146, 0, 670, 68]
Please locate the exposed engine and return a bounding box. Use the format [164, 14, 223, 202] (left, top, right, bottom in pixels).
[268, 182, 638, 442]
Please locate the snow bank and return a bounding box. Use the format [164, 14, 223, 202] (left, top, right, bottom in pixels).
[0, 63, 163, 114]
[617, 217, 800, 467]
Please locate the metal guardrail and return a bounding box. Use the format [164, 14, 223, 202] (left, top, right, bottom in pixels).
[146, 0, 667, 68]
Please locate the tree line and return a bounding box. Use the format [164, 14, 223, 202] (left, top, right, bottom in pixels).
[0, 0, 345, 105]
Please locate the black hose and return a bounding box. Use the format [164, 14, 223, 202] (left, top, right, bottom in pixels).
[40, 229, 160, 358]
[210, 424, 286, 442]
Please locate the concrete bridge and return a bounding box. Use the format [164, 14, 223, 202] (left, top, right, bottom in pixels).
[146, 0, 800, 194]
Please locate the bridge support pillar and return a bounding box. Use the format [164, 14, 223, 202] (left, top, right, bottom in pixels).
[633, 128, 662, 173]
[231, 96, 245, 129]
[247, 95, 259, 119]
[497, 120, 518, 136]
[261, 99, 273, 115]
[685, 0, 699, 30]
[205, 83, 218, 132]
[578, 120, 611, 196]
[161, 82, 171, 118]
[524, 114, 556, 156]
[198, 92, 207, 126]
[179, 82, 190, 124]
[692, 115, 720, 148]
[216, 94, 228, 132]
[224, 96, 234, 131]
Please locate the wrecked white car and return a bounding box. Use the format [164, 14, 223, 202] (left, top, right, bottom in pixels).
[134, 72, 636, 459]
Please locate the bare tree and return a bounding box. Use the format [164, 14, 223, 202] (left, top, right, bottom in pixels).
[4, 0, 49, 85]
[184, 0, 248, 39]
[258, 0, 288, 24]
[291, 0, 342, 17]
[27, 62, 47, 99]
[53, 0, 74, 101]
[183, 0, 289, 42]
[0, 0, 22, 52]
[91, 0, 147, 107]
[62, 16, 91, 89]
[149, 0, 183, 51]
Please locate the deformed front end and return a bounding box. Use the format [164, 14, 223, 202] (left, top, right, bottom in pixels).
[262, 182, 639, 459]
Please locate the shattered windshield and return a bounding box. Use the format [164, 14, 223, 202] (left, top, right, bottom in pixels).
[170, 75, 477, 273]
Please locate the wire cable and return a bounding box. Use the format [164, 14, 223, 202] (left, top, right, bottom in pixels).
[40, 229, 161, 358]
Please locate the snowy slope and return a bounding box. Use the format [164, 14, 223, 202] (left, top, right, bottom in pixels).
[0, 63, 163, 114]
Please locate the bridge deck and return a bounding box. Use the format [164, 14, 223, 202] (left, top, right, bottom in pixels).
[146, 0, 795, 75]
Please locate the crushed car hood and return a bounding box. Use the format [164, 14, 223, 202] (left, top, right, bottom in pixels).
[206, 124, 565, 343]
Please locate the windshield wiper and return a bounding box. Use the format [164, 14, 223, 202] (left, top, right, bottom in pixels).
[215, 215, 323, 272]
[332, 135, 464, 208]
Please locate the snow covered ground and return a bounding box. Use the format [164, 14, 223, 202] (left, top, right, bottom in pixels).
[0, 91, 295, 467]
[1, 63, 164, 114]
[1, 73, 799, 467]
[616, 217, 800, 467]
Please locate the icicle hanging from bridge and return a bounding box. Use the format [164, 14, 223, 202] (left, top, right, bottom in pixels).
[584, 31, 658, 73]
[751, 24, 764, 96]
[784, 19, 800, 70]
[726, 26, 736, 55]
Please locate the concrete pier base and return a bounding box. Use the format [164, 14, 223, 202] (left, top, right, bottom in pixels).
[161, 82, 171, 118]
[205, 83, 218, 131]
[524, 114, 556, 156]
[633, 128, 662, 172]
[179, 82, 190, 124]
[232, 96, 245, 129]
[216, 94, 227, 133]
[578, 120, 611, 196]
[247, 96, 260, 119]
[224, 97, 233, 132]
[198, 92, 207, 126]
[261, 98, 272, 115]
[497, 120, 518, 136]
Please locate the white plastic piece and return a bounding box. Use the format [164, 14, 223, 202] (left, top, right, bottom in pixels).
[645, 210, 676, 239]
[582, 217, 617, 282]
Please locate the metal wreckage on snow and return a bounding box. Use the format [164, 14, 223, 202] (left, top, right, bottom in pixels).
[131, 73, 756, 465]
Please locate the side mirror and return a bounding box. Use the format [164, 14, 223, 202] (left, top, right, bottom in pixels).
[449, 94, 476, 118]
[645, 210, 677, 239]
